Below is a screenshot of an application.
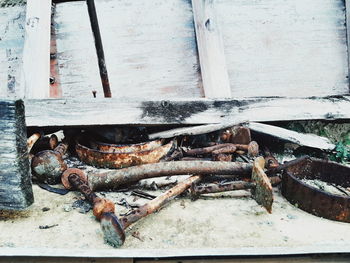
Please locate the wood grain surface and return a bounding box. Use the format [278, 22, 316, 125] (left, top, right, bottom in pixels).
[216, 0, 349, 97]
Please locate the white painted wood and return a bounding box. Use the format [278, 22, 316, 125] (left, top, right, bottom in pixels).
[346, 0, 350, 92]
[24, 96, 350, 127]
[192, 0, 231, 98]
[94, 0, 203, 99]
[0, 5, 26, 99]
[0, 245, 350, 258]
[54, 1, 101, 98]
[149, 120, 245, 139]
[215, 0, 349, 97]
[21, 0, 51, 99]
[247, 122, 336, 150]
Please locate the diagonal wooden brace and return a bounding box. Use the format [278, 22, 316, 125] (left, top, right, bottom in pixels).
[251, 156, 273, 213]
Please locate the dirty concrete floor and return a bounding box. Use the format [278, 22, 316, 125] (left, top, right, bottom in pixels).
[1, 183, 350, 253]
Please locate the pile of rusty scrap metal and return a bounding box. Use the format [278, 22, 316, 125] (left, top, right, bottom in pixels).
[26, 124, 350, 247]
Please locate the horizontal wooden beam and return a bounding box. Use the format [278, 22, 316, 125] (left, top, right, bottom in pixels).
[24, 96, 350, 127]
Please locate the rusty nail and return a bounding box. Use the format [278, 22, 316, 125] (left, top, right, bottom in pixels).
[49, 76, 55, 84]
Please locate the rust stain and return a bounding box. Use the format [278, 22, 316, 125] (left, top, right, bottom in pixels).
[49, 17, 62, 98]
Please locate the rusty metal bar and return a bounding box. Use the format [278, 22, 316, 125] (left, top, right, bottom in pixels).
[86, 0, 112, 98]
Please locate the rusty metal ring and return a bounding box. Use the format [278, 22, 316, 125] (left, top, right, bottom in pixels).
[90, 139, 163, 153]
[75, 136, 175, 169]
[282, 157, 350, 223]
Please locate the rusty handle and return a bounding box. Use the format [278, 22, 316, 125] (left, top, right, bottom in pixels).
[120, 175, 201, 229]
[68, 173, 98, 204]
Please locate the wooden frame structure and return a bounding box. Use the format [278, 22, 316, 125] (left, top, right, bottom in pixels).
[10, 0, 350, 126]
[0, 0, 350, 259]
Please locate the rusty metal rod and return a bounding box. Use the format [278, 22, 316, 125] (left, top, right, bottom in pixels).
[185, 144, 236, 156]
[86, 0, 112, 98]
[191, 176, 281, 197]
[88, 161, 252, 191]
[120, 175, 201, 229]
[266, 156, 310, 176]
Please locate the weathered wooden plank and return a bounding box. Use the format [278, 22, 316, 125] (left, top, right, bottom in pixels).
[215, 0, 349, 97]
[24, 96, 350, 127]
[191, 0, 231, 98]
[0, 5, 26, 99]
[22, 0, 51, 99]
[247, 122, 336, 150]
[54, 1, 101, 98]
[94, 0, 203, 99]
[0, 99, 33, 210]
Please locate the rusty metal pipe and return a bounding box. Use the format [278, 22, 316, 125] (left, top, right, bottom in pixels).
[88, 161, 252, 191]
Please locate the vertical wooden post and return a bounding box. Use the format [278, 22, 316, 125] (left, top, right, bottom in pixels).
[192, 0, 231, 98]
[0, 100, 33, 210]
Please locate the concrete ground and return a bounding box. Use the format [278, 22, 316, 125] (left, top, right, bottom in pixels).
[1, 179, 350, 257]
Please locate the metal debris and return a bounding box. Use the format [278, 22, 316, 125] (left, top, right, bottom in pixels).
[282, 158, 350, 223]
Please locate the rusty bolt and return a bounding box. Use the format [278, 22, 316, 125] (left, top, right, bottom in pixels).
[31, 140, 69, 184]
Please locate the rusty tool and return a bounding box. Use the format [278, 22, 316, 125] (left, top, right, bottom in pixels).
[101, 175, 201, 247]
[190, 157, 274, 213]
[61, 168, 125, 246]
[251, 156, 273, 213]
[88, 161, 252, 191]
[281, 158, 350, 223]
[76, 138, 174, 169]
[31, 139, 69, 184]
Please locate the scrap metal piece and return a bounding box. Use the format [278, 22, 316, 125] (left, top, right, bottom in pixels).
[251, 157, 273, 213]
[76, 138, 174, 169]
[90, 139, 162, 153]
[282, 158, 350, 223]
[220, 126, 251, 145]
